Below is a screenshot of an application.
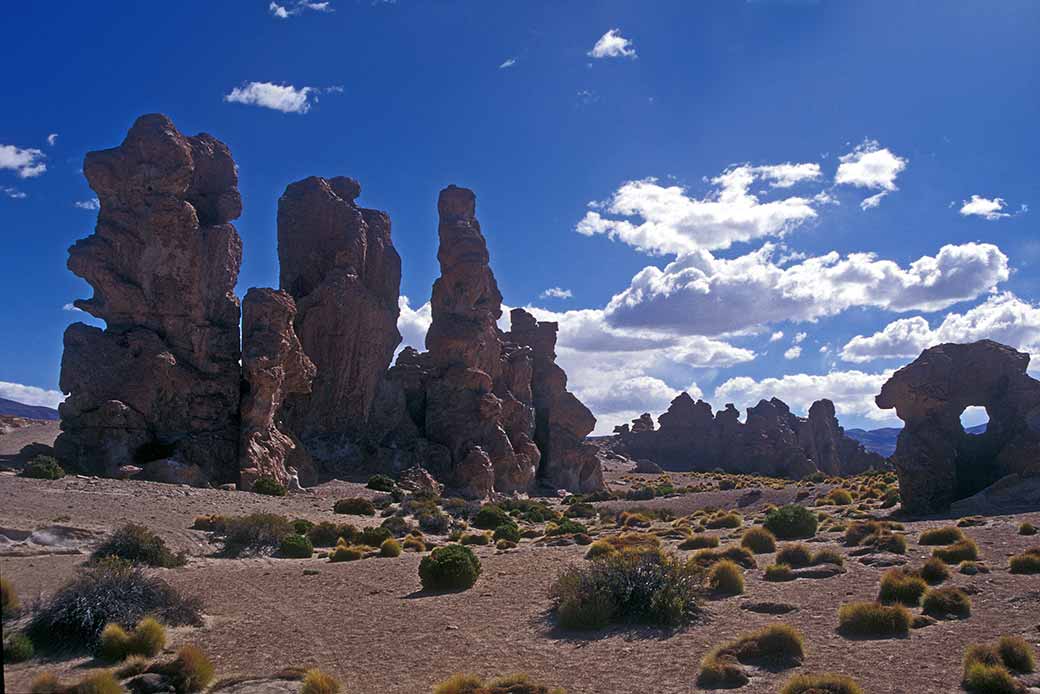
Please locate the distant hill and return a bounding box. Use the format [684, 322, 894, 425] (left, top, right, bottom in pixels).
[0, 397, 60, 420]
[847, 423, 987, 457]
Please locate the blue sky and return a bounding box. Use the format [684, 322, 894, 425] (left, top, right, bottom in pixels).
[1, 1, 1038, 433]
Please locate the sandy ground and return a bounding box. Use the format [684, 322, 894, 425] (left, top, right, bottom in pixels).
[2, 467, 1039, 694]
[0, 419, 59, 462]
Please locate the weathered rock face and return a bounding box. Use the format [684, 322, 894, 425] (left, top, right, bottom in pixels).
[55, 114, 243, 483]
[876, 340, 1040, 514]
[239, 288, 316, 490]
[277, 176, 402, 468]
[368, 186, 603, 497]
[615, 392, 884, 478]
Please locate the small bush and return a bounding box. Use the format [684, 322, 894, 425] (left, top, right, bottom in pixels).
[493, 523, 521, 543]
[765, 563, 795, 582]
[461, 532, 491, 546]
[932, 539, 979, 564]
[837, 601, 911, 638]
[152, 644, 215, 693]
[826, 489, 853, 505]
[20, 455, 65, 480]
[1009, 548, 1040, 574]
[678, 534, 719, 550]
[432, 673, 565, 694]
[300, 668, 342, 694]
[585, 540, 616, 560]
[402, 536, 426, 553]
[705, 512, 742, 529]
[779, 673, 864, 694]
[764, 505, 818, 540]
[380, 538, 402, 557]
[1019, 522, 1037, 536]
[3, 632, 34, 663]
[2, 576, 20, 618]
[918, 557, 950, 584]
[707, 560, 744, 595]
[546, 519, 587, 536]
[220, 513, 293, 557]
[252, 476, 287, 496]
[922, 587, 971, 619]
[334, 498, 376, 516]
[380, 515, 411, 537]
[306, 521, 354, 547]
[192, 515, 227, 532]
[776, 543, 813, 568]
[997, 636, 1036, 673]
[812, 548, 844, 566]
[98, 616, 166, 661]
[741, 527, 776, 554]
[27, 559, 201, 652]
[92, 524, 185, 568]
[919, 526, 964, 545]
[279, 534, 313, 558]
[359, 526, 393, 548]
[878, 569, 927, 606]
[329, 545, 363, 562]
[367, 474, 396, 492]
[690, 545, 756, 570]
[565, 502, 597, 519]
[98, 623, 131, 661]
[472, 505, 512, 530]
[419, 544, 482, 591]
[699, 623, 805, 687]
[962, 662, 1019, 694]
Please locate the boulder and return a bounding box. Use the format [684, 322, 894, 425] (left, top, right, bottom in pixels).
[55, 114, 243, 482]
[877, 340, 1040, 514]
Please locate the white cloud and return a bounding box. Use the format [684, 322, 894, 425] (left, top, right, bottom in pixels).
[588, 29, 636, 59]
[397, 295, 432, 352]
[604, 241, 1009, 336]
[819, 345, 830, 353]
[752, 162, 822, 188]
[576, 167, 818, 255]
[714, 369, 899, 425]
[959, 195, 1011, 220]
[0, 381, 64, 409]
[769, 331, 784, 342]
[793, 331, 807, 344]
[784, 346, 802, 360]
[539, 287, 573, 300]
[1, 186, 26, 199]
[74, 198, 100, 210]
[270, 1, 331, 18]
[835, 140, 907, 209]
[47, 133, 58, 146]
[0, 144, 47, 178]
[499, 58, 517, 69]
[840, 292, 1040, 363]
[224, 82, 318, 114]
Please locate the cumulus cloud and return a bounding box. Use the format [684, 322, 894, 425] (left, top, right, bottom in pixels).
[47, 133, 58, 146]
[2, 186, 26, 199]
[834, 140, 907, 208]
[397, 295, 432, 352]
[539, 287, 573, 300]
[269, 1, 331, 18]
[224, 82, 322, 114]
[752, 162, 822, 188]
[604, 242, 1009, 335]
[784, 346, 802, 360]
[769, 331, 784, 342]
[959, 195, 1011, 220]
[714, 369, 898, 424]
[0, 381, 64, 409]
[840, 292, 1040, 363]
[588, 29, 636, 59]
[793, 332, 807, 344]
[0, 144, 47, 178]
[499, 58, 517, 69]
[576, 167, 818, 255]
[74, 198, 100, 210]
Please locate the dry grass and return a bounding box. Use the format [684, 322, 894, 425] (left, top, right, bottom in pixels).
[698, 623, 805, 687]
[932, 539, 979, 564]
[707, 559, 744, 596]
[779, 672, 864, 694]
[837, 602, 911, 638]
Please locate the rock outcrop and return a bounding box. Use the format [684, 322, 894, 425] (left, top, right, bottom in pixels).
[615, 392, 884, 478]
[238, 288, 316, 490]
[368, 186, 604, 497]
[55, 114, 243, 483]
[277, 176, 402, 468]
[876, 340, 1040, 514]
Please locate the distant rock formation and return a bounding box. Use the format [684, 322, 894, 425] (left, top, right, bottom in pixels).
[55, 114, 243, 483]
[239, 288, 316, 490]
[0, 398, 59, 421]
[877, 340, 1040, 514]
[614, 392, 884, 478]
[277, 176, 402, 468]
[368, 186, 604, 497]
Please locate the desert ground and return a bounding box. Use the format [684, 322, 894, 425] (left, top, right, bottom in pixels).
[3, 451, 1039, 694]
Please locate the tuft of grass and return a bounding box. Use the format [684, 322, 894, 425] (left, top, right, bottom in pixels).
[150, 644, 215, 693]
[918, 557, 950, 584]
[1019, 522, 1037, 536]
[698, 623, 805, 687]
[1009, 548, 1040, 574]
[689, 545, 756, 570]
[92, 524, 185, 568]
[825, 489, 854, 506]
[300, 668, 342, 694]
[2, 576, 20, 619]
[380, 538, 402, 557]
[678, 534, 719, 550]
[776, 543, 814, 568]
[707, 559, 744, 596]
[779, 673, 864, 694]
[705, 512, 743, 529]
[932, 539, 979, 564]
[366, 474, 396, 492]
[402, 535, 426, 553]
[740, 527, 777, 554]
[837, 601, 911, 638]
[432, 673, 565, 694]
[252, 476, 287, 496]
[922, 587, 971, 619]
[918, 526, 965, 545]
[329, 545, 363, 562]
[764, 505, 818, 540]
[878, 569, 928, 607]
[765, 563, 795, 582]
[3, 632, 34, 663]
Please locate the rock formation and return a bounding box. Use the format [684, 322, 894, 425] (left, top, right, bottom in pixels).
[614, 392, 884, 478]
[368, 186, 604, 497]
[55, 114, 243, 483]
[238, 288, 316, 490]
[277, 176, 402, 468]
[876, 340, 1040, 514]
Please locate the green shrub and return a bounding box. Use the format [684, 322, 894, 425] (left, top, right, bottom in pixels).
[493, 523, 521, 543]
[380, 538, 402, 557]
[472, 505, 511, 530]
[20, 455, 65, 480]
[307, 521, 355, 547]
[252, 476, 287, 496]
[765, 563, 795, 582]
[932, 539, 979, 564]
[922, 587, 971, 619]
[92, 524, 185, 568]
[779, 673, 864, 694]
[27, 559, 200, 652]
[705, 512, 742, 529]
[3, 632, 33, 663]
[918, 526, 964, 545]
[565, 502, 597, 518]
[221, 513, 293, 557]
[1009, 548, 1040, 574]
[878, 569, 927, 606]
[546, 519, 587, 536]
[837, 601, 911, 638]
[329, 545, 363, 562]
[550, 550, 702, 629]
[333, 498, 376, 516]
[679, 534, 719, 550]
[380, 515, 411, 537]
[764, 505, 818, 540]
[367, 474, 397, 492]
[2, 576, 20, 619]
[419, 544, 482, 591]
[1019, 522, 1038, 536]
[707, 559, 744, 595]
[279, 534, 313, 558]
[291, 518, 314, 535]
[740, 527, 777, 554]
[918, 557, 950, 584]
[776, 543, 813, 568]
[359, 526, 393, 548]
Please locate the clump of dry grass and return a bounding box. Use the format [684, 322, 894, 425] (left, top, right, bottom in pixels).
[678, 534, 720, 550]
[837, 601, 911, 638]
[765, 563, 795, 582]
[779, 673, 864, 694]
[300, 669, 342, 694]
[877, 569, 928, 607]
[1009, 547, 1040, 574]
[932, 539, 979, 564]
[1019, 522, 1037, 536]
[689, 545, 756, 569]
[918, 526, 965, 545]
[962, 636, 1036, 693]
[705, 512, 743, 529]
[922, 587, 971, 619]
[698, 623, 805, 687]
[740, 526, 777, 554]
[30, 670, 123, 694]
[1, 576, 19, 619]
[917, 557, 950, 584]
[432, 673, 565, 694]
[707, 560, 744, 596]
